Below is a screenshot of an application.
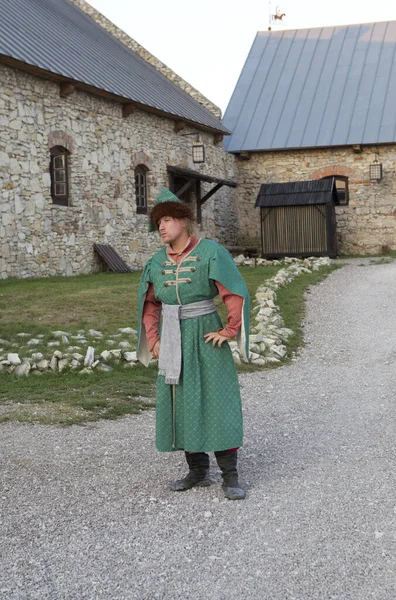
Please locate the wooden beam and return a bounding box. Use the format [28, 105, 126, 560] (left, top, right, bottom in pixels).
[175, 178, 195, 198]
[60, 83, 75, 97]
[214, 133, 223, 145]
[200, 183, 223, 205]
[196, 180, 202, 224]
[122, 103, 135, 118]
[167, 165, 237, 188]
[174, 121, 185, 132]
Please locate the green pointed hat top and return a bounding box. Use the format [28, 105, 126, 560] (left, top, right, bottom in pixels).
[148, 187, 193, 232]
[154, 187, 181, 205]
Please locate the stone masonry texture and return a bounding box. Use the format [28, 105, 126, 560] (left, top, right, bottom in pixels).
[236, 146, 396, 255]
[0, 64, 238, 279]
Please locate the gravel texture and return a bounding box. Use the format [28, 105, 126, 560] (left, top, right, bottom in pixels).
[1, 259, 396, 600]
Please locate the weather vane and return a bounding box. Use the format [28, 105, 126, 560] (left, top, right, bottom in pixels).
[268, 2, 286, 30]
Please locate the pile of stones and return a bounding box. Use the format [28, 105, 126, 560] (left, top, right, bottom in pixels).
[0, 328, 138, 376]
[230, 256, 332, 366]
[0, 256, 331, 375]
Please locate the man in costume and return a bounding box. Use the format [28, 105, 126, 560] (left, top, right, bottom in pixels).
[137, 187, 250, 500]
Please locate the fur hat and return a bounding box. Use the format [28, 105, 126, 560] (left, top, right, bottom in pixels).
[149, 187, 193, 232]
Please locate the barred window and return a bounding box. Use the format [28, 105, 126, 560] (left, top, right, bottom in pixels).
[135, 165, 148, 214]
[50, 146, 69, 206]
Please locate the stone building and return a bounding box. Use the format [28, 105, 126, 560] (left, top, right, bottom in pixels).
[223, 22, 396, 255]
[0, 0, 238, 279]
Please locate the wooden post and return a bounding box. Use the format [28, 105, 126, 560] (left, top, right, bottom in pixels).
[196, 180, 202, 224]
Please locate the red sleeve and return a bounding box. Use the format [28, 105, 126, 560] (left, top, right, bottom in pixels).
[215, 281, 243, 338]
[142, 283, 161, 350]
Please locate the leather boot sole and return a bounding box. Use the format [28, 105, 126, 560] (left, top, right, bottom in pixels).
[168, 473, 212, 492]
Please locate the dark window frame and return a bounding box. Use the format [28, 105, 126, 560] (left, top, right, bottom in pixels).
[50, 146, 70, 206]
[322, 175, 349, 206]
[135, 165, 148, 214]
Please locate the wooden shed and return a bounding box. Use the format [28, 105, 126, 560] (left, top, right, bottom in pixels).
[255, 179, 339, 258]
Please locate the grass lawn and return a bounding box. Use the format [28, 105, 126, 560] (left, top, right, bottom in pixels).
[0, 263, 338, 424]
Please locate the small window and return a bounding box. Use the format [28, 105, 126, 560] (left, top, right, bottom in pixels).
[135, 165, 148, 214]
[322, 176, 349, 206]
[50, 146, 69, 206]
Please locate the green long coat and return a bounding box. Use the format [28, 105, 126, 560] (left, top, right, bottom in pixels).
[137, 239, 250, 453]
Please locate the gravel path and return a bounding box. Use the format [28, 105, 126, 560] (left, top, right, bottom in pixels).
[1, 259, 396, 600]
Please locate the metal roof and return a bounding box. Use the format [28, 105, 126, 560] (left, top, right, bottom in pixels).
[223, 21, 396, 152]
[255, 179, 338, 207]
[0, 0, 228, 134]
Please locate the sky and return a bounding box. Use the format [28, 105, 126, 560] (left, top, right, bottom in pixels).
[88, 0, 396, 114]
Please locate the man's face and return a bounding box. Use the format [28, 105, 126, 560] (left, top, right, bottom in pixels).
[158, 217, 186, 244]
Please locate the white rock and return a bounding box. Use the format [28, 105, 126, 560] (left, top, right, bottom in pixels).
[100, 350, 112, 362]
[266, 357, 281, 364]
[52, 330, 71, 337]
[88, 329, 103, 338]
[58, 358, 69, 372]
[91, 360, 100, 369]
[110, 349, 122, 359]
[7, 353, 21, 365]
[119, 341, 132, 349]
[96, 363, 113, 372]
[17, 333, 30, 337]
[62, 336, 69, 344]
[13, 362, 31, 376]
[106, 340, 116, 346]
[250, 344, 261, 353]
[47, 341, 60, 347]
[31, 352, 44, 361]
[273, 345, 287, 358]
[70, 359, 81, 368]
[0, 339, 11, 345]
[249, 352, 260, 361]
[50, 356, 58, 371]
[79, 368, 93, 375]
[72, 353, 84, 361]
[36, 359, 49, 370]
[252, 358, 267, 366]
[233, 254, 245, 266]
[124, 351, 137, 362]
[27, 338, 40, 346]
[53, 350, 63, 359]
[118, 327, 137, 335]
[84, 346, 95, 368]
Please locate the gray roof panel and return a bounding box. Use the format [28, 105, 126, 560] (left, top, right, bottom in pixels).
[255, 178, 337, 207]
[0, 0, 228, 133]
[223, 21, 396, 151]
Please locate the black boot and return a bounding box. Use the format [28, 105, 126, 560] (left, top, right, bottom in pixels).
[215, 450, 246, 500]
[168, 452, 211, 491]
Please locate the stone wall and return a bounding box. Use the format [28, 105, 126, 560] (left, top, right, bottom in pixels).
[236, 145, 396, 255]
[70, 0, 222, 119]
[0, 64, 238, 279]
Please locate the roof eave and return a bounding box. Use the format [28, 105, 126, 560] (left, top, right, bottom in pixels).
[0, 53, 230, 136]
